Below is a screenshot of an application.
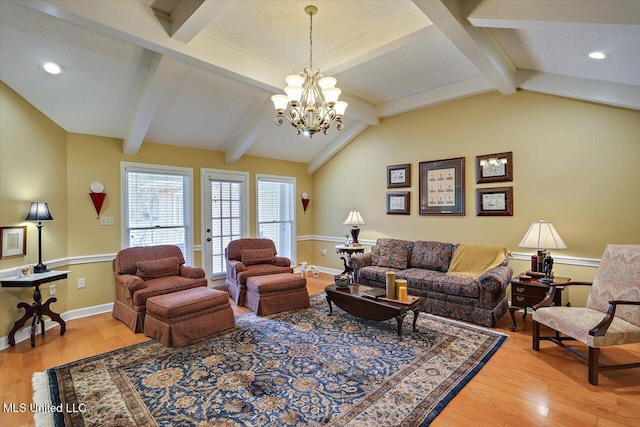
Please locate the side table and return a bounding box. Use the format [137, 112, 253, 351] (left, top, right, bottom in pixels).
[334, 245, 364, 276]
[509, 274, 570, 331]
[1, 271, 69, 347]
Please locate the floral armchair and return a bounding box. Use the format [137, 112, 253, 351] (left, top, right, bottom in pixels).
[112, 245, 207, 332]
[532, 244, 640, 385]
[225, 238, 293, 306]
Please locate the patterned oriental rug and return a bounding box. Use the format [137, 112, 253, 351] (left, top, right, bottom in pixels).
[33, 294, 507, 426]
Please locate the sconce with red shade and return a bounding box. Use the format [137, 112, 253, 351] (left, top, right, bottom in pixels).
[89, 182, 106, 218]
[301, 192, 310, 214]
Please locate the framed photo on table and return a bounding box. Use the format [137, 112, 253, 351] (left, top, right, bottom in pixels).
[476, 187, 513, 216]
[1, 226, 26, 259]
[476, 151, 513, 183]
[419, 157, 465, 215]
[386, 192, 410, 215]
[387, 164, 411, 188]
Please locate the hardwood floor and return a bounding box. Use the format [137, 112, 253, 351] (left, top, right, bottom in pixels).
[1, 273, 638, 426]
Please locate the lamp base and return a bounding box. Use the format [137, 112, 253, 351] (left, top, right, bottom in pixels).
[33, 263, 48, 274]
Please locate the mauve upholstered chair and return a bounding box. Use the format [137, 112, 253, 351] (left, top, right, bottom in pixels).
[225, 238, 293, 306]
[532, 244, 640, 385]
[112, 245, 207, 332]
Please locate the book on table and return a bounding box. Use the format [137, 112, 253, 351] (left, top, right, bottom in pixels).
[361, 288, 386, 299]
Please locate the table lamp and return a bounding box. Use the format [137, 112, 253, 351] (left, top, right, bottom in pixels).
[343, 210, 365, 247]
[25, 201, 54, 273]
[518, 219, 566, 284]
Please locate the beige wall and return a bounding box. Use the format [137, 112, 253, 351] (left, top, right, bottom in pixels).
[311, 91, 640, 305]
[0, 82, 313, 337]
[2, 82, 640, 339]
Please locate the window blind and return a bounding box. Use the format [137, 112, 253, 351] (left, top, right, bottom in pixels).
[257, 175, 295, 261]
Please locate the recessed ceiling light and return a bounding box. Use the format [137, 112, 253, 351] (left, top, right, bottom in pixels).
[40, 61, 65, 75]
[588, 52, 608, 60]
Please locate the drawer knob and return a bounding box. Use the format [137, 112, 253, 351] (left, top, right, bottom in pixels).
[516, 296, 525, 302]
[516, 287, 525, 293]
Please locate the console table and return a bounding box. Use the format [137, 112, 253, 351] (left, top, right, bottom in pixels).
[335, 245, 364, 276]
[1, 271, 69, 347]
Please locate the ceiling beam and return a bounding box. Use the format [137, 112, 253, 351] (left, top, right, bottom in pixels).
[467, 0, 640, 34]
[307, 122, 370, 174]
[517, 70, 640, 111]
[377, 76, 494, 117]
[224, 96, 275, 165]
[123, 53, 177, 155]
[412, 0, 516, 95]
[170, 0, 231, 44]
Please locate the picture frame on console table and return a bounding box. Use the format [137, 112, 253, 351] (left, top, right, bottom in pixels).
[476, 186, 514, 216]
[476, 151, 513, 183]
[386, 191, 410, 215]
[1, 226, 26, 259]
[419, 157, 465, 216]
[387, 163, 411, 188]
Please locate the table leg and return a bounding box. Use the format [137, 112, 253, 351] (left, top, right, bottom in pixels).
[339, 256, 351, 275]
[41, 297, 66, 336]
[412, 309, 420, 332]
[326, 295, 333, 316]
[395, 312, 407, 337]
[8, 302, 34, 347]
[509, 306, 518, 331]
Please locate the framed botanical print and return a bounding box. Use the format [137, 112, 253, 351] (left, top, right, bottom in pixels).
[387, 164, 411, 188]
[1, 226, 26, 259]
[476, 187, 514, 216]
[419, 157, 465, 216]
[476, 151, 513, 183]
[386, 191, 410, 215]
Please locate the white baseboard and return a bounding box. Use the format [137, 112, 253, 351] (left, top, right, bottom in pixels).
[0, 302, 114, 351]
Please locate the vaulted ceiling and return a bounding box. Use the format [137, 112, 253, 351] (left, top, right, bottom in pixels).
[1, 0, 638, 173]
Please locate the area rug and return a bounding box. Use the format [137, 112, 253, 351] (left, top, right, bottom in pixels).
[33, 294, 507, 426]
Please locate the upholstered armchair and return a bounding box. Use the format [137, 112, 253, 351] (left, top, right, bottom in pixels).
[112, 245, 207, 332]
[225, 238, 293, 306]
[532, 244, 640, 385]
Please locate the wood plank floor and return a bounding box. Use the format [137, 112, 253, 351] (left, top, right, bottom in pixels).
[2, 273, 639, 426]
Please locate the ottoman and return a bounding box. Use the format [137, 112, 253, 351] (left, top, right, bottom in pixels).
[245, 273, 310, 316]
[144, 287, 235, 347]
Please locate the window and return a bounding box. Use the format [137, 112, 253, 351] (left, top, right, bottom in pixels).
[121, 162, 193, 264]
[202, 169, 249, 279]
[256, 174, 296, 262]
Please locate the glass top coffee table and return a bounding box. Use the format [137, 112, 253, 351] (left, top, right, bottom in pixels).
[325, 283, 421, 336]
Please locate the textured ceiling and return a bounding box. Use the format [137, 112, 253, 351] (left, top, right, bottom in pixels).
[0, 0, 638, 172]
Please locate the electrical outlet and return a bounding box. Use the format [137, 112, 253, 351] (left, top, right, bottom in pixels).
[49, 284, 56, 296]
[100, 216, 115, 226]
[321, 249, 327, 256]
[78, 278, 86, 288]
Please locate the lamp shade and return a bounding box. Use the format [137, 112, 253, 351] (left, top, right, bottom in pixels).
[343, 210, 365, 226]
[25, 202, 54, 222]
[518, 220, 566, 250]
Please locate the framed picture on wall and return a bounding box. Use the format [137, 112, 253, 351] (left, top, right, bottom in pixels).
[419, 157, 465, 215]
[1, 226, 27, 259]
[386, 192, 410, 215]
[476, 187, 513, 216]
[476, 151, 513, 183]
[387, 164, 411, 188]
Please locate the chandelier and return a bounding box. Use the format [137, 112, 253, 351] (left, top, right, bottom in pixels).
[271, 5, 347, 137]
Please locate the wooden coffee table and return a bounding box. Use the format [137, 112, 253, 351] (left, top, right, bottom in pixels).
[325, 284, 421, 336]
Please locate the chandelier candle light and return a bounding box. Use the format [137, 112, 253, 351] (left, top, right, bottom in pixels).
[271, 5, 347, 137]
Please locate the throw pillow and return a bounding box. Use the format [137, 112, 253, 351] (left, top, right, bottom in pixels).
[136, 256, 180, 280]
[410, 241, 454, 272]
[241, 248, 275, 266]
[378, 245, 408, 270]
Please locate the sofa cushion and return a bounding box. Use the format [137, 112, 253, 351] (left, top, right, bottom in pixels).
[241, 248, 275, 266]
[410, 241, 455, 272]
[136, 257, 180, 280]
[378, 246, 409, 269]
[432, 274, 480, 298]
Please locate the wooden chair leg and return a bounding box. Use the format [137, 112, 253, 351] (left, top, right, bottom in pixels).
[532, 320, 540, 351]
[588, 346, 600, 385]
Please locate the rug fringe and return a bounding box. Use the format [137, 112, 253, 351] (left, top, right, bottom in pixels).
[32, 371, 54, 427]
